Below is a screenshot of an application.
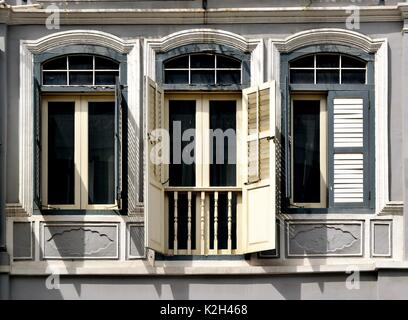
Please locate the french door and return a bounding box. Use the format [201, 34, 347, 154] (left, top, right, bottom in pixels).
[41, 95, 118, 210]
[164, 93, 243, 255]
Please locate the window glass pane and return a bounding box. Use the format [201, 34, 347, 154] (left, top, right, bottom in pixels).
[43, 57, 67, 70]
[43, 72, 67, 85]
[95, 57, 119, 70]
[341, 70, 366, 84]
[191, 70, 215, 84]
[217, 55, 241, 68]
[316, 54, 339, 68]
[342, 55, 366, 68]
[165, 70, 189, 84]
[95, 71, 119, 85]
[69, 55, 93, 70]
[88, 102, 115, 205]
[69, 72, 93, 85]
[290, 55, 314, 68]
[316, 70, 339, 84]
[217, 70, 241, 85]
[290, 70, 314, 84]
[190, 54, 215, 68]
[293, 100, 321, 203]
[47, 102, 75, 205]
[169, 100, 196, 187]
[210, 100, 236, 186]
[165, 56, 189, 69]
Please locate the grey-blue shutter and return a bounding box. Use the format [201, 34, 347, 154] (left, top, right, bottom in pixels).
[34, 78, 42, 210]
[115, 77, 123, 209]
[283, 76, 291, 204]
[328, 90, 371, 209]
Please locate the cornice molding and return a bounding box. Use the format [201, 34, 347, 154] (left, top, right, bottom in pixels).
[1, 4, 408, 25]
[271, 28, 385, 53]
[147, 28, 260, 53]
[24, 30, 135, 54]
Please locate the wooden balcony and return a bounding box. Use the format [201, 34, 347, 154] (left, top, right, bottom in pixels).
[164, 187, 242, 256]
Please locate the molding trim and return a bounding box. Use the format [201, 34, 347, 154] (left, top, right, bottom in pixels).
[269, 29, 389, 215]
[24, 30, 134, 54]
[271, 28, 384, 54]
[1, 5, 408, 25]
[18, 30, 140, 216]
[5, 203, 27, 217]
[371, 220, 392, 258]
[378, 202, 404, 216]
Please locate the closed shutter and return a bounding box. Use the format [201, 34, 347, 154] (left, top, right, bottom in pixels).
[115, 78, 123, 210]
[328, 91, 370, 208]
[34, 78, 42, 210]
[145, 76, 166, 253]
[242, 81, 276, 253]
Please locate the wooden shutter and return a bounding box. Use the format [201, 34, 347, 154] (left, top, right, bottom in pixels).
[145, 76, 165, 253]
[328, 91, 370, 208]
[242, 81, 276, 253]
[115, 78, 123, 210]
[34, 78, 42, 210]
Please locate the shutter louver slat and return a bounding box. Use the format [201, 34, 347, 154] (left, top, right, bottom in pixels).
[329, 93, 368, 207]
[243, 81, 276, 253]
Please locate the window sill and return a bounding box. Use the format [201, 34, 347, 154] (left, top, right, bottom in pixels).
[284, 207, 374, 214]
[33, 209, 124, 216]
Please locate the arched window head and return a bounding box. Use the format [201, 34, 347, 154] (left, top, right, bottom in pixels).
[164, 53, 242, 85]
[42, 55, 120, 86]
[290, 53, 366, 85]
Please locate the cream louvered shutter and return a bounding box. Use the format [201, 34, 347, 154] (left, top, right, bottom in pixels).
[242, 81, 276, 253]
[145, 76, 165, 253]
[328, 91, 370, 207]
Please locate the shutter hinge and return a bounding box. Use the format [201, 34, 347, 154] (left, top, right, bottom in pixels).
[267, 135, 275, 142]
[368, 191, 371, 200]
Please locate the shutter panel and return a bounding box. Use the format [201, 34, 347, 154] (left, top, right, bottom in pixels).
[242, 81, 276, 253]
[34, 78, 42, 210]
[328, 91, 370, 208]
[115, 78, 123, 210]
[283, 75, 291, 203]
[145, 76, 166, 253]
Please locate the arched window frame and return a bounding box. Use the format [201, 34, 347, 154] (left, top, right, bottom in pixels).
[32, 44, 129, 215]
[280, 44, 375, 214]
[34, 44, 128, 92]
[156, 44, 251, 90]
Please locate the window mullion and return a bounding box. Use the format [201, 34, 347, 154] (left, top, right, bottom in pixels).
[66, 56, 70, 86]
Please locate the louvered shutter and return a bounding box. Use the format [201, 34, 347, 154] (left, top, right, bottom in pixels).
[145, 76, 166, 253]
[34, 78, 42, 210]
[242, 81, 276, 253]
[328, 91, 370, 208]
[115, 78, 123, 210]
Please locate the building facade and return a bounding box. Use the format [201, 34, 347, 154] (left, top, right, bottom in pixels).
[0, 0, 408, 299]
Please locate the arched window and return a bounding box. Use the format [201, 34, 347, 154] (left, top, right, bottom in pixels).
[36, 51, 124, 212]
[281, 45, 374, 213]
[164, 53, 242, 85]
[42, 55, 120, 86]
[289, 53, 366, 84]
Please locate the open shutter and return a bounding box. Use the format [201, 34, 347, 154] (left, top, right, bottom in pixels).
[328, 91, 370, 208]
[115, 78, 123, 210]
[145, 76, 166, 253]
[283, 75, 291, 204]
[33, 78, 42, 210]
[242, 81, 276, 253]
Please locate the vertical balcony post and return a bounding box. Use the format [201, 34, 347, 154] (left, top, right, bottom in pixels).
[173, 191, 178, 255]
[200, 191, 205, 255]
[187, 191, 192, 255]
[227, 191, 232, 253]
[214, 191, 218, 252]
